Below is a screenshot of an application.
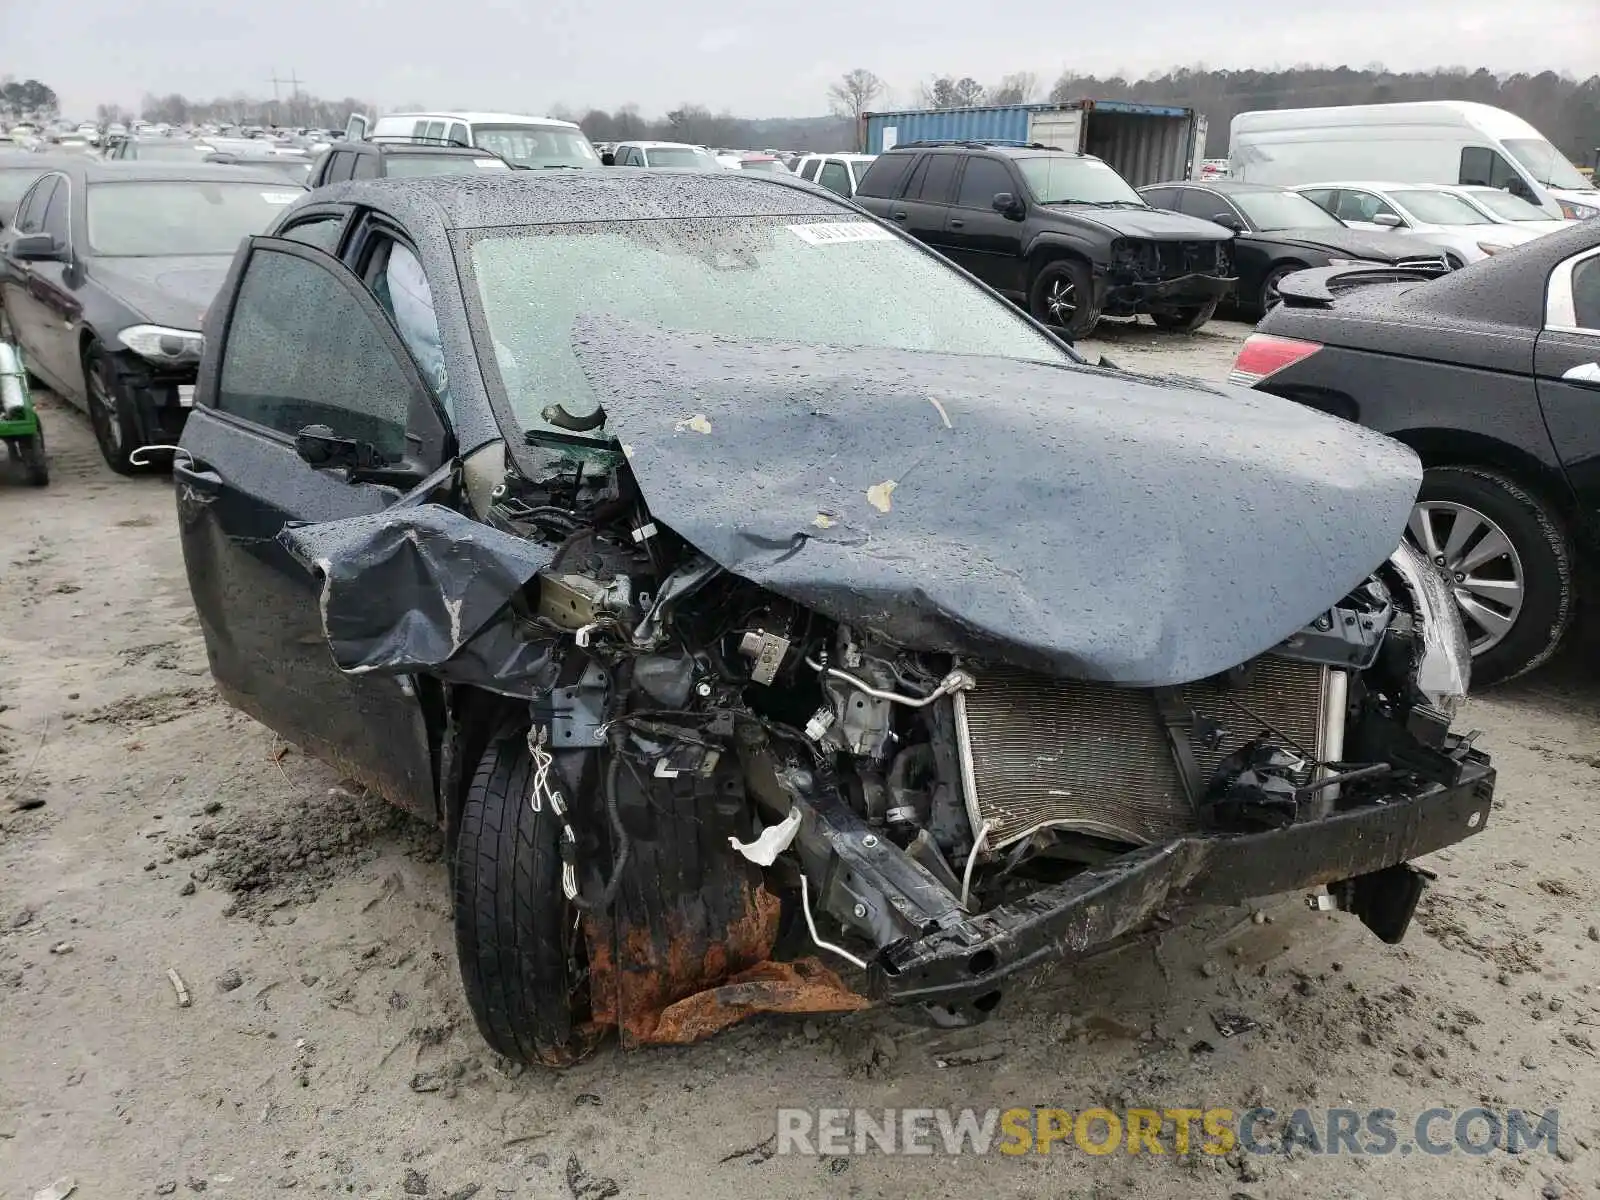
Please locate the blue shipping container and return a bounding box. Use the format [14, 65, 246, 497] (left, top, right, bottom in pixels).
[862, 100, 1203, 188]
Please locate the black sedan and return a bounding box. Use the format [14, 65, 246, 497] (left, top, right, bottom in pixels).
[1139, 180, 1449, 315]
[1233, 220, 1600, 684]
[0, 159, 299, 472]
[171, 170, 1488, 1063]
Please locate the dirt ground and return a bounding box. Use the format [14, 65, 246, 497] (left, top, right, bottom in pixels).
[3, 316, 1599, 1200]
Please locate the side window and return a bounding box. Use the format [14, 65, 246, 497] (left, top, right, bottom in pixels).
[915, 154, 960, 204]
[449, 123, 468, 147]
[955, 157, 1014, 208]
[855, 153, 914, 199]
[14, 178, 54, 234]
[42, 178, 69, 245]
[1299, 188, 1335, 214]
[411, 121, 430, 140]
[322, 152, 355, 184]
[1460, 147, 1521, 189]
[367, 239, 450, 411]
[352, 153, 380, 180]
[798, 158, 821, 182]
[1336, 190, 1396, 223]
[817, 161, 851, 197]
[1141, 187, 1177, 211]
[423, 121, 446, 143]
[1572, 257, 1599, 331]
[280, 216, 344, 254]
[217, 248, 418, 458]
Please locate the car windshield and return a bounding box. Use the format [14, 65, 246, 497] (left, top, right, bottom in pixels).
[1503, 138, 1592, 191]
[0, 167, 43, 208]
[1231, 190, 1343, 230]
[1465, 188, 1552, 222]
[462, 215, 1071, 442]
[1016, 156, 1143, 205]
[1395, 190, 1494, 225]
[386, 154, 511, 178]
[644, 146, 719, 169]
[86, 181, 300, 255]
[739, 159, 786, 173]
[470, 125, 599, 169]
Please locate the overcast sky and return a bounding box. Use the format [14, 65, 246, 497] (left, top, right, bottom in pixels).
[10, 0, 1599, 120]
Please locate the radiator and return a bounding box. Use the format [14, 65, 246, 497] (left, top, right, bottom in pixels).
[954, 657, 1333, 848]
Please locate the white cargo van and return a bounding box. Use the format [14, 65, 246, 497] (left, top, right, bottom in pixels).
[346, 111, 601, 170]
[1228, 101, 1599, 221]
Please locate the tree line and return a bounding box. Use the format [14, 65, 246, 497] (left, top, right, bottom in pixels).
[829, 65, 1600, 159]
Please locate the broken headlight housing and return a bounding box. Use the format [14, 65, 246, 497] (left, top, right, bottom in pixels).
[117, 324, 205, 366]
[1388, 540, 1472, 716]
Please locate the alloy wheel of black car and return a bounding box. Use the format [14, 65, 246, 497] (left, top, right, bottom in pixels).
[453, 728, 590, 1066]
[1029, 260, 1098, 338]
[83, 343, 145, 476]
[1151, 299, 1219, 333]
[1408, 466, 1574, 685]
[1259, 264, 1302, 316]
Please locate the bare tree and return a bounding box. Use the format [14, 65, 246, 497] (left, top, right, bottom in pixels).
[827, 69, 884, 147]
[918, 76, 986, 109]
[989, 71, 1040, 106]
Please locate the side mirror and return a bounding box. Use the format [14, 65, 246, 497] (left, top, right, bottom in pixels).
[601, 152, 616, 166]
[992, 192, 1024, 219]
[9, 232, 61, 262]
[1211, 212, 1245, 232]
[296, 423, 430, 488]
[1372, 212, 1403, 228]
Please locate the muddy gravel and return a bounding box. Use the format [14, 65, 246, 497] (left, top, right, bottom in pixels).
[3, 320, 1599, 1199]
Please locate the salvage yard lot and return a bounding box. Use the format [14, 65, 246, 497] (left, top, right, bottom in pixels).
[2, 316, 1599, 1200]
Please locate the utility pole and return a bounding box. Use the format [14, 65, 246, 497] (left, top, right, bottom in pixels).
[267, 70, 305, 126]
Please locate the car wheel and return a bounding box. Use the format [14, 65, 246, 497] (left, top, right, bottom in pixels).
[18, 426, 47, 486]
[1258, 264, 1302, 315]
[453, 727, 589, 1066]
[1150, 299, 1219, 332]
[1029, 259, 1099, 338]
[1407, 466, 1574, 686]
[83, 342, 145, 476]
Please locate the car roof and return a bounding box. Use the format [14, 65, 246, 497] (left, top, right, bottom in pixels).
[58, 160, 299, 185]
[363, 142, 500, 156]
[882, 143, 1087, 159]
[306, 170, 849, 231]
[802, 152, 875, 161]
[1142, 180, 1282, 194]
[1294, 181, 1442, 193]
[379, 111, 580, 130]
[617, 141, 707, 150]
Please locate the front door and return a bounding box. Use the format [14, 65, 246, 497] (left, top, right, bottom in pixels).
[941, 154, 1028, 294]
[27, 173, 85, 392]
[1535, 244, 1600, 530]
[176, 237, 449, 822]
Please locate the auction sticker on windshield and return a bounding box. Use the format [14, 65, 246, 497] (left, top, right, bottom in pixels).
[788, 222, 895, 245]
[260, 192, 301, 204]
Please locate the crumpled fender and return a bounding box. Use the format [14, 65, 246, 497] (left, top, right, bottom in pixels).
[278, 503, 561, 698]
[572, 315, 1422, 687]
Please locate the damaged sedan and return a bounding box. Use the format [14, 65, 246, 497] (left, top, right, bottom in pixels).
[174, 170, 1494, 1065]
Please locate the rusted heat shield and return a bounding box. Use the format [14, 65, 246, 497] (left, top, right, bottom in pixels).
[586, 878, 869, 1047]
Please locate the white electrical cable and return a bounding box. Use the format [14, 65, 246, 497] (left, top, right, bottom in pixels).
[798, 873, 868, 969]
[960, 819, 994, 912]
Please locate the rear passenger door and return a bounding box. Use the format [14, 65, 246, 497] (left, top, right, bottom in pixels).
[1535, 244, 1600, 518]
[176, 238, 449, 823]
[816, 159, 852, 198]
[892, 152, 960, 251]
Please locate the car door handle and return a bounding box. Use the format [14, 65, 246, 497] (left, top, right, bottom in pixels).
[949, 218, 965, 229]
[891, 210, 908, 220]
[1561, 361, 1600, 386]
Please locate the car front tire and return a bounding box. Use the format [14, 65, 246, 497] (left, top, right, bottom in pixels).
[83, 342, 147, 476]
[1029, 259, 1099, 338]
[1150, 298, 1220, 333]
[453, 728, 588, 1066]
[1409, 465, 1575, 686]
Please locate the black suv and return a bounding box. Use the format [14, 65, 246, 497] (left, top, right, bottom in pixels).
[308, 142, 512, 188]
[854, 142, 1235, 336]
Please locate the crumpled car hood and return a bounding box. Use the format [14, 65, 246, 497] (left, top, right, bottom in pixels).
[571, 316, 1422, 687]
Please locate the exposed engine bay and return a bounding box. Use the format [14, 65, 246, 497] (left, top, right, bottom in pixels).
[278, 329, 1495, 1063]
[283, 433, 1493, 1060]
